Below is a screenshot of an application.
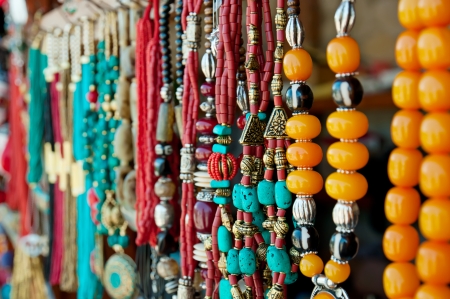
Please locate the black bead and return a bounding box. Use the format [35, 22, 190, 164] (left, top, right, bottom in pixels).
[159, 26, 168, 33]
[332, 76, 364, 108]
[291, 225, 319, 254]
[175, 39, 182, 46]
[162, 62, 171, 70]
[156, 231, 176, 255]
[176, 46, 182, 53]
[163, 77, 171, 84]
[176, 78, 183, 85]
[329, 231, 359, 262]
[160, 40, 168, 47]
[175, 24, 182, 31]
[286, 83, 314, 112]
[154, 157, 171, 176]
[162, 55, 170, 62]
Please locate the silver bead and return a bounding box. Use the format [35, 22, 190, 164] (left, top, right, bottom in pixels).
[286, 16, 304, 48]
[186, 13, 201, 44]
[176, 85, 184, 102]
[333, 201, 359, 232]
[201, 49, 216, 79]
[196, 190, 214, 202]
[197, 163, 208, 171]
[180, 146, 196, 176]
[334, 0, 356, 36]
[160, 83, 172, 102]
[236, 81, 249, 113]
[155, 144, 164, 155]
[199, 135, 215, 144]
[164, 145, 173, 156]
[154, 202, 175, 229]
[208, 28, 220, 57]
[292, 196, 316, 225]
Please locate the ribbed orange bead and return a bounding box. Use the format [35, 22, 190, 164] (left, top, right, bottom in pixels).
[398, 0, 423, 30]
[286, 114, 321, 140]
[387, 148, 422, 187]
[391, 110, 423, 149]
[395, 30, 422, 71]
[325, 172, 368, 201]
[417, 27, 450, 70]
[385, 187, 421, 225]
[327, 142, 369, 170]
[420, 154, 450, 197]
[383, 262, 420, 299]
[286, 170, 323, 195]
[283, 48, 313, 81]
[300, 254, 324, 278]
[420, 112, 450, 154]
[326, 36, 360, 74]
[415, 284, 450, 299]
[420, 198, 450, 241]
[326, 111, 369, 140]
[324, 260, 350, 284]
[416, 241, 450, 284]
[312, 293, 334, 299]
[383, 224, 419, 262]
[417, 0, 450, 27]
[286, 142, 323, 168]
[418, 70, 450, 112]
[392, 71, 422, 110]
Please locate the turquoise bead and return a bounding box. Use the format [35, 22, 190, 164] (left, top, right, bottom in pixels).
[108, 70, 120, 81]
[258, 112, 267, 121]
[214, 196, 231, 205]
[238, 248, 256, 275]
[118, 235, 129, 248]
[97, 41, 105, 49]
[213, 124, 232, 136]
[232, 184, 243, 210]
[264, 289, 270, 299]
[226, 249, 241, 275]
[212, 143, 229, 154]
[240, 186, 260, 213]
[107, 235, 118, 247]
[98, 224, 108, 235]
[211, 180, 230, 188]
[219, 279, 232, 299]
[267, 246, 290, 273]
[262, 230, 271, 244]
[284, 271, 298, 285]
[108, 56, 120, 68]
[108, 157, 120, 169]
[218, 226, 233, 252]
[257, 180, 275, 205]
[275, 181, 292, 209]
[252, 209, 265, 231]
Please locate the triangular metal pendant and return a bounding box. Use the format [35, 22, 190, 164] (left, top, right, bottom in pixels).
[264, 107, 289, 138]
[239, 114, 265, 145]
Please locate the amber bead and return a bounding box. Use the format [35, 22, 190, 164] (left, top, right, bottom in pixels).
[416, 241, 450, 284]
[387, 148, 422, 188]
[398, 0, 423, 30]
[327, 142, 369, 170]
[420, 154, 450, 197]
[286, 142, 323, 168]
[324, 260, 350, 284]
[385, 187, 421, 225]
[392, 71, 422, 110]
[312, 293, 334, 299]
[417, 27, 450, 70]
[420, 198, 450, 241]
[415, 284, 450, 299]
[383, 224, 419, 262]
[325, 172, 368, 201]
[326, 111, 369, 140]
[391, 110, 423, 149]
[420, 112, 450, 154]
[285, 114, 321, 140]
[327, 36, 360, 74]
[286, 170, 323, 195]
[283, 48, 313, 81]
[395, 30, 421, 71]
[417, 0, 450, 27]
[383, 262, 420, 299]
[300, 254, 324, 278]
[418, 70, 450, 112]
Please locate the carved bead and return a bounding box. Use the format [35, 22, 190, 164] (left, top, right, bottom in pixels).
[275, 8, 287, 30]
[274, 149, 287, 169]
[248, 82, 259, 105]
[286, 17, 304, 48]
[154, 178, 176, 199]
[263, 148, 275, 169]
[248, 24, 259, 45]
[240, 155, 255, 176]
[201, 50, 216, 79]
[157, 257, 179, 279]
[293, 197, 316, 225]
[274, 217, 289, 239]
[332, 201, 359, 232]
[271, 74, 283, 96]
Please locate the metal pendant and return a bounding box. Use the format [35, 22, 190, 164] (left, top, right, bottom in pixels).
[310, 274, 349, 299]
[104, 253, 138, 299]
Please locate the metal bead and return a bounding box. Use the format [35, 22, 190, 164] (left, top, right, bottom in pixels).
[263, 148, 275, 169]
[218, 253, 228, 278]
[332, 76, 364, 109]
[240, 155, 255, 176]
[216, 135, 232, 145]
[201, 49, 216, 79]
[292, 196, 316, 225]
[248, 24, 259, 45]
[333, 201, 359, 232]
[330, 231, 359, 262]
[286, 83, 314, 113]
[154, 177, 176, 200]
[154, 202, 175, 229]
[271, 74, 283, 96]
[245, 54, 259, 73]
[199, 135, 215, 144]
[289, 247, 301, 265]
[275, 8, 287, 30]
[215, 188, 231, 197]
[155, 143, 164, 155]
[274, 148, 287, 170]
[256, 243, 269, 262]
[236, 82, 249, 113]
[157, 257, 180, 280]
[248, 82, 259, 106]
[334, 0, 356, 36]
[274, 217, 289, 239]
[286, 16, 304, 48]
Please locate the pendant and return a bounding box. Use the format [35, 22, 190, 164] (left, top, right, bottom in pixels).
[310, 275, 349, 299]
[104, 253, 137, 299]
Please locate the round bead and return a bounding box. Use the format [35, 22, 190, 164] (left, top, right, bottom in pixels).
[420, 112, 450, 154]
[87, 90, 99, 103]
[383, 224, 419, 262]
[383, 262, 420, 298]
[420, 154, 450, 197]
[331, 76, 363, 108]
[387, 148, 422, 187]
[416, 241, 450, 284]
[286, 142, 323, 168]
[312, 293, 334, 299]
[286, 83, 314, 112]
[195, 145, 212, 162]
[385, 187, 421, 225]
[398, 0, 424, 29]
[200, 82, 215, 97]
[417, 27, 450, 70]
[392, 71, 422, 109]
[326, 36, 360, 74]
[417, 0, 450, 27]
[415, 284, 450, 299]
[237, 115, 246, 130]
[395, 30, 421, 71]
[300, 254, 324, 278]
[196, 117, 217, 134]
[283, 48, 313, 81]
[193, 201, 216, 234]
[291, 225, 319, 255]
[286, 114, 321, 140]
[324, 260, 350, 284]
[419, 198, 450, 241]
[330, 232, 359, 262]
[325, 172, 368, 201]
[418, 70, 450, 112]
[391, 110, 423, 149]
[286, 170, 323, 195]
[327, 142, 369, 171]
[326, 110, 369, 140]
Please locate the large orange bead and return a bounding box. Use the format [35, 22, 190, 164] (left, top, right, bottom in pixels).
[387, 148, 422, 187]
[420, 154, 450, 197]
[420, 112, 450, 154]
[286, 114, 321, 140]
[391, 110, 423, 149]
[312, 293, 334, 299]
[326, 36, 360, 74]
[420, 198, 450, 241]
[416, 241, 450, 284]
[300, 254, 324, 278]
[417, 0, 450, 27]
[283, 48, 313, 81]
[324, 260, 350, 283]
[392, 71, 422, 110]
[325, 172, 367, 201]
[286, 142, 323, 168]
[385, 187, 421, 225]
[383, 224, 419, 262]
[398, 0, 423, 30]
[417, 27, 450, 70]
[326, 111, 369, 140]
[286, 170, 323, 195]
[327, 142, 369, 170]
[415, 284, 450, 299]
[395, 30, 422, 71]
[418, 70, 450, 112]
[383, 262, 420, 298]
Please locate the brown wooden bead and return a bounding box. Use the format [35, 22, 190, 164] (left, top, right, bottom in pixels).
[287, 7, 299, 16]
[287, 0, 299, 7]
[204, 24, 213, 34]
[204, 16, 213, 24]
[237, 72, 247, 81]
[204, 0, 213, 7]
[239, 46, 246, 55]
[204, 7, 213, 15]
[239, 65, 246, 72]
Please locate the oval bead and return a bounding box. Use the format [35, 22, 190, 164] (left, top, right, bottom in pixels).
[324, 260, 350, 284]
[252, 209, 265, 231]
[218, 226, 233, 252]
[415, 284, 450, 299]
[195, 145, 212, 162]
[232, 184, 243, 210]
[193, 201, 215, 234]
[385, 187, 421, 225]
[420, 112, 450, 154]
[418, 0, 450, 26]
[326, 36, 360, 74]
[383, 262, 420, 298]
[417, 27, 450, 70]
[392, 71, 422, 109]
[420, 154, 450, 197]
[284, 271, 298, 285]
[257, 180, 275, 205]
[416, 241, 450, 284]
[398, 0, 424, 29]
[383, 224, 419, 262]
[286, 170, 323, 195]
[327, 142, 369, 170]
[420, 198, 450, 241]
[292, 225, 319, 255]
[300, 254, 324, 278]
[388, 148, 422, 187]
[238, 248, 257, 275]
[195, 117, 217, 134]
[325, 172, 368, 201]
[396, 30, 421, 71]
[226, 249, 241, 275]
[391, 110, 423, 149]
[240, 186, 259, 213]
[267, 246, 290, 274]
[326, 111, 369, 140]
[275, 181, 293, 209]
[287, 142, 323, 168]
[283, 48, 313, 81]
[330, 232, 359, 262]
[219, 279, 232, 299]
[418, 70, 450, 112]
[285, 114, 321, 140]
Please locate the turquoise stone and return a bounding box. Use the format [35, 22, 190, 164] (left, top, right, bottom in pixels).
[218, 226, 233, 252]
[240, 186, 260, 213]
[108, 56, 120, 68]
[213, 124, 232, 136]
[212, 143, 229, 154]
[232, 184, 243, 210]
[226, 249, 241, 275]
[252, 209, 265, 231]
[267, 247, 290, 273]
[285, 271, 299, 285]
[238, 248, 256, 275]
[258, 112, 267, 121]
[110, 272, 121, 288]
[264, 289, 270, 299]
[108, 70, 120, 81]
[262, 230, 271, 244]
[118, 235, 129, 248]
[211, 180, 230, 188]
[219, 279, 232, 299]
[275, 181, 292, 209]
[214, 196, 231, 205]
[107, 235, 118, 247]
[257, 180, 276, 205]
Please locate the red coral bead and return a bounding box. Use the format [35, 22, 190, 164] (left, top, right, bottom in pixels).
[195, 145, 213, 162]
[196, 117, 217, 134]
[193, 201, 216, 234]
[200, 82, 215, 97]
[87, 90, 99, 103]
[237, 115, 246, 129]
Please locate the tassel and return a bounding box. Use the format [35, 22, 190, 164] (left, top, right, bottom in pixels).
[113, 119, 134, 163]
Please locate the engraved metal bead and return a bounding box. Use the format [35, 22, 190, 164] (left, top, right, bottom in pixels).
[154, 177, 176, 200]
[248, 82, 259, 105]
[201, 49, 216, 79]
[256, 243, 269, 262]
[245, 54, 259, 73]
[289, 247, 301, 265]
[248, 24, 259, 45]
[216, 135, 232, 145]
[240, 155, 255, 176]
[286, 17, 304, 48]
[215, 188, 232, 197]
[218, 253, 228, 278]
[196, 190, 215, 202]
[334, 0, 356, 36]
[274, 217, 289, 239]
[292, 196, 316, 225]
[271, 74, 283, 96]
[263, 148, 275, 169]
[199, 135, 215, 144]
[274, 149, 287, 169]
[275, 8, 287, 30]
[154, 202, 175, 229]
[332, 201, 359, 232]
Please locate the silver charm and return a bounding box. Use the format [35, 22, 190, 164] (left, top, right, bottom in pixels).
[201, 49, 216, 80]
[199, 135, 215, 144]
[286, 16, 304, 48]
[334, 0, 356, 36]
[332, 201, 359, 232]
[236, 81, 249, 114]
[311, 275, 349, 299]
[208, 28, 220, 57]
[292, 196, 316, 225]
